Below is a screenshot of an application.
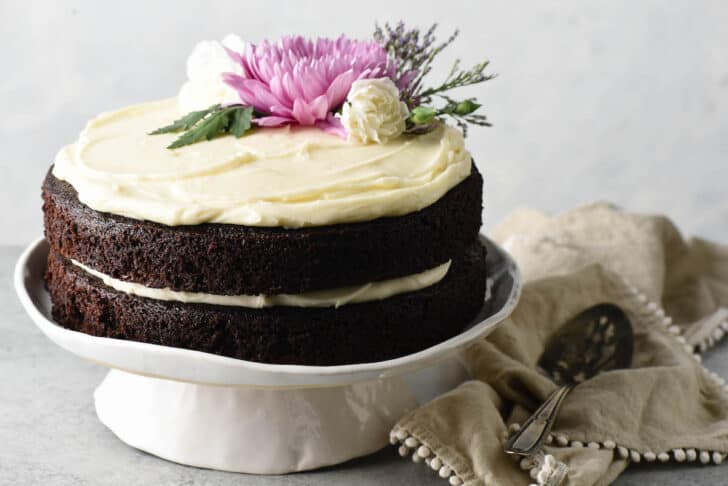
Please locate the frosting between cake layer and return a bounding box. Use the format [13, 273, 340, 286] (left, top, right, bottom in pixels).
[52, 98, 472, 227]
[71, 259, 451, 308]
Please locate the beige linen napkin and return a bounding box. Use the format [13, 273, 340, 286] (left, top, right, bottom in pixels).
[390, 203, 728, 486]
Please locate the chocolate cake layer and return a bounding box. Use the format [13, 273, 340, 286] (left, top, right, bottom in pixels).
[46, 241, 488, 366]
[42, 166, 483, 295]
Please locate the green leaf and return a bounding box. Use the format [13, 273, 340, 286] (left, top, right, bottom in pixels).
[150, 104, 256, 149]
[229, 106, 254, 138]
[149, 105, 219, 135]
[167, 107, 235, 149]
[454, 99, 481, 116]
[410, 106, 437, 124]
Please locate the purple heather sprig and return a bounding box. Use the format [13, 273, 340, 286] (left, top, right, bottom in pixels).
[374, 22, 495, 136]
[373, 22, 454, 107]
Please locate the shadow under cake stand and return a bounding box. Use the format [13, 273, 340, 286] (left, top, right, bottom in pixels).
[14, 235, 521, 474]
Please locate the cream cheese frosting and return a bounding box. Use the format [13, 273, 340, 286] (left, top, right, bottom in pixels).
[72, 259, 451, 309]
[52, 98, 472, 228]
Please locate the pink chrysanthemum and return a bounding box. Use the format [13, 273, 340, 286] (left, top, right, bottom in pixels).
[223, 35, 395, 136]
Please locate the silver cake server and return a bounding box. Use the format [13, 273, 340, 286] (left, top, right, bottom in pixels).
[505, 303, 634, 456]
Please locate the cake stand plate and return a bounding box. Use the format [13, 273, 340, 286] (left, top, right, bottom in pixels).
[15, 235, 521, 474]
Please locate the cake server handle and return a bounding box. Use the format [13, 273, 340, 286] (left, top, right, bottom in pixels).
[504, 385, 573, 456]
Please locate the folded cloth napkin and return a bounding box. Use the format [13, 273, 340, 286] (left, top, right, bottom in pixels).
[390, 203, 728, 486]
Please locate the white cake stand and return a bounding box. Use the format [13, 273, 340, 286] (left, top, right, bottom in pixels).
[15, 235, 521, 474]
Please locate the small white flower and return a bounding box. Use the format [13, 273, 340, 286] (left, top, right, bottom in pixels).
[341, 78, 409, 144]
[177, 34, 245, 113]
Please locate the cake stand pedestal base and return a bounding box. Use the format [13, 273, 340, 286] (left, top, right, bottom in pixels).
[93, 357, 469, 474]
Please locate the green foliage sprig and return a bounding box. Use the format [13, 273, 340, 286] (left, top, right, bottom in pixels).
[150, 104, 253, 149]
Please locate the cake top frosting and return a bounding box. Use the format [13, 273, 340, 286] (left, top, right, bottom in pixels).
[52, 24, 494, 228]
[53, 99, 471, 227]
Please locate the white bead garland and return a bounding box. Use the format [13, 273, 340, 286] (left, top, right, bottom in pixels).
[536, 470, 550, 484]
[629, 450, 641, 463]
[449, 475, 462, 486]
[712, 452, 724, 465]
[404, 437, 418, 448]
[673, 449, 686, 462]
[699, 450, 710, 464]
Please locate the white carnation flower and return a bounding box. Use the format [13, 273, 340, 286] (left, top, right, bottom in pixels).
[341, 78, 409, 144]
[177, 34, 245, 113]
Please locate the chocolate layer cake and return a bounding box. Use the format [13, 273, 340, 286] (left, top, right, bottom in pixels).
[43, 96, 488, 365]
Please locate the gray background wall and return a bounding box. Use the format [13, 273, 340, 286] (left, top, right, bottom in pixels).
[2, 0, 727, 245]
